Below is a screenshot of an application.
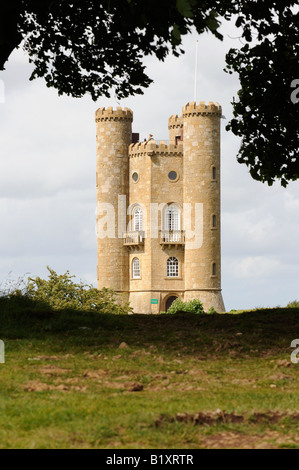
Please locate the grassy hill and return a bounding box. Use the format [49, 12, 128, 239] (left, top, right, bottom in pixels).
[0, 302, 298, 448]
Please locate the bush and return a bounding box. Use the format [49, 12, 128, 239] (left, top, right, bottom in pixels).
[8, 266, 132, 315]
[208, 306, 217, 314]
[286, 300, 299, 308]
[166, 298, 204, 315]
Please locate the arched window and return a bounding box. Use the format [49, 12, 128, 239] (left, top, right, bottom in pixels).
[212, 263, 216, 276]
[212, 214, 216, 228]
[133, 206, 143, 231]
[212, 166, 216, 180]
[165, 205, 180, 231]
[132, 258, 140, 278]
[167, 257, 179, 277]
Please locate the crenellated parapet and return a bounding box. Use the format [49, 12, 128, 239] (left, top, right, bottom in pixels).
[95, 106, 133, 122]
[129, 140, 183, 158]
[182, 101, 222, 118]
[168, 114, 183, 130]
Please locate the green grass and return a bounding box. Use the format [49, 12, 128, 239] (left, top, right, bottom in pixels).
[0, 301, 299, 449]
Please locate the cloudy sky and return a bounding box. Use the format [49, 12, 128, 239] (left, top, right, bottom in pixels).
[0, 20, 298, 311]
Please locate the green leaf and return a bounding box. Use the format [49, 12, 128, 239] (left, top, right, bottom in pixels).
[206, 16, 220, 32]
[171, 24, 181, 44]
[176, 0, 194, 18]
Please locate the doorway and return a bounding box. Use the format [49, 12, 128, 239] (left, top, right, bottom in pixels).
[165, 295, 178, 311]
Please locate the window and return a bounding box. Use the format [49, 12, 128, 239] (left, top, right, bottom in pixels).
[168, 170, 178, 181]
[132, 172, 139, 182]
[212, 166, 216, 180]
[132, 258, 140, 278]
[133, 206, 143, 231]
[167, 257, 179, 277]
[165, 205, 180, 231]
[212, 263, 216, 276]
[212, 214, 216, 228]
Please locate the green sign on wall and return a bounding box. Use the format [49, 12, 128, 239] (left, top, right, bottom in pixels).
[151, 299, 158, 304]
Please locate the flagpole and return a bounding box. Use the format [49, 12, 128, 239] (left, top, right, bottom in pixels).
[194, 40, 199, 102]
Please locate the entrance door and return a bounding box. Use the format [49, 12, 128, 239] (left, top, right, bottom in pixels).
[165, 295, 178, 311]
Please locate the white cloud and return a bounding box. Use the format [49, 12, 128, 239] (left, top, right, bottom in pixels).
[228, 256, 280, 279]
[284, 191, 299, 211]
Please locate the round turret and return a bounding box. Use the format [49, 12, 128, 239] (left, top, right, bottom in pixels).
[95, 106, 133, 122]
[95, 106, 133, 295]
[182, 101, 225, 312]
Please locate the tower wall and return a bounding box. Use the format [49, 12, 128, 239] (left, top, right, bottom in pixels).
[128, 141, 153, 313]
[182, 101, 225, 312]
[95, 106, 132, 297]
[128, 141, 184, 313]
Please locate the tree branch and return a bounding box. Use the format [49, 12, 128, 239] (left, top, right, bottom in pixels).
[0, 4, 23, 70]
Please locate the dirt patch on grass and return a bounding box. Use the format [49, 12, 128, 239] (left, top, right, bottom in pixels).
[23, 380, 87, 392]
[124, 382, 144, 392]
[249, 412, 299, 424]
[27, 368, 144, 393]
[268, 373, 293, 381]
[83, 369, 107, 379]
[199, 431, 287, 449]
[155, 411, 244, 427]
[276, 359, 291, 368]
[155, 410, 299, 427]
[39, 365, 70, 376]
[232, 378, 256, 385]
[188, 368, 208, 376]
[29, 355, 59, 361]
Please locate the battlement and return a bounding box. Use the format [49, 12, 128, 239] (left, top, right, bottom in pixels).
[129, 140, 183, 158]
[95, 106, 133, 122]
[182, 101, 222, 118]
[168, 114, 183, 129]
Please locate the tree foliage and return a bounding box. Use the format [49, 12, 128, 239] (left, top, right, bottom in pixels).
[1, 1, 298, 184]
[225, 2, 299, 186]
[1, 1, 235, 99]
[9, 266, 132, 314]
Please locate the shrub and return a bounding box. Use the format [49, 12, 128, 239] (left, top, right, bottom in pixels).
[166, 298, 186, 314]
[286, 300, 299, 308]
[166, 297, 204, 315]
[208, 306, 217, 314]
[8, 266, 132, 314]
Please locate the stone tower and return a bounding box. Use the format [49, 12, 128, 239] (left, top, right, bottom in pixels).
[181, 102, 225, 312]
[95, 106, 132, 299]
[95, 102, 225, 313]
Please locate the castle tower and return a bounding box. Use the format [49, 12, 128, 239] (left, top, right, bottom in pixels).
[95, 106, 133, 297]
[182, 101, 225, 312]
[95, 102, 225, 313]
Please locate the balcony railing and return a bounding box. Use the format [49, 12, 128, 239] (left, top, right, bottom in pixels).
[123, 231, 145, 249]
[160, 230, 185, 247]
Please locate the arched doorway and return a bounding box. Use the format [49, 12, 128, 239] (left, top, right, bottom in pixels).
[165, 295, 178, 311]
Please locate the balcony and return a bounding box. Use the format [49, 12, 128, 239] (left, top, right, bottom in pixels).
[123, 231, 145, 250]
[159, 230, 185, 249]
